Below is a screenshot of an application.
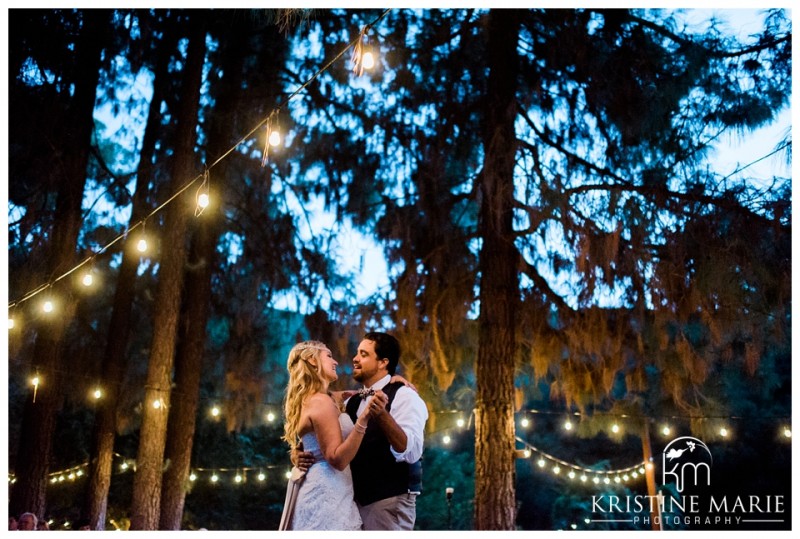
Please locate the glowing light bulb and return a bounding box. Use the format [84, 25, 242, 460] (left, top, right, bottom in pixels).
[603, 477, 611, 484]
[9, 317, 15, 329]
[258, 472, 266, 481]
[211, 406, 220, 417]
[235, 474, 243, 483]
[662, 425, 671, 436]
[456, 418, 465, 428]
[153, 399, 162, 409]
[523, 449, 531, 458]
[553, 466, 560, 475]
[568, 471, 576, 479]
[592, 477, 600, 484]
[269, 130, 281, 147]
[285, 470, 292, 479]
[720, 427, 728, 437]
[520, 417, 530, 428]
[442, 435, 451, 444]
[211, 474, 219, 483]
[189, 473, 197, 481]
[137, 238, 148, 252]
[43, 300, 54, 313]
[266, 412, 276, 422]
[31, 376, 40, 387]
[362, 51, 375, 69]
[611, 423, 620, 434]
[82, 273, 94, 287]
[564, 420, 573, 431]
[614, 476, 621, 483]
[643, 464, 652, 472]
[580, 475, 587, 482]
[198, 193, 210, 208]
[93, 388, 102, 400]
[783, 427, 791, 438]
[537, 459, 546, 468]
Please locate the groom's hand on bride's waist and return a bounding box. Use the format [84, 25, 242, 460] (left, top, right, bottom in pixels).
[291, 442, 316, 472]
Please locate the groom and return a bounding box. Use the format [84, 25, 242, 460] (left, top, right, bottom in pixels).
[296, 331, 428, 530]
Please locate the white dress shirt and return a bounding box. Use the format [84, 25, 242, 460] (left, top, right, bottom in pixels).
[353, 374, 428, 463]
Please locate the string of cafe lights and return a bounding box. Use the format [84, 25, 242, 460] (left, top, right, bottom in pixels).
[18, 359, 792, 446]
[6, 404, 791, 491]
[6, 9, 390, 327]
[12, 355, 795, 440]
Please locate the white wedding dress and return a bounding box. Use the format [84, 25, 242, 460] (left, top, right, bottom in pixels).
[289, 413, 363, 530]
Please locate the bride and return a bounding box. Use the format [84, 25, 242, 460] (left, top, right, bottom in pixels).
[281, 340, 386, 530]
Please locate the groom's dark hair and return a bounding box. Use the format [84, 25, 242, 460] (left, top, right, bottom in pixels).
[364, 331, 400, 375]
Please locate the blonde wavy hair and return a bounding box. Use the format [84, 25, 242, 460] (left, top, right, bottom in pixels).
[282, 340, 329, 449]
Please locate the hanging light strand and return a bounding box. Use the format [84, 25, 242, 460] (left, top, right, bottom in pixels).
[7, 8, 392, 312]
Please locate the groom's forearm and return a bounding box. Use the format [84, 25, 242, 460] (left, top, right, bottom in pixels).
[375, 412, 408, 453]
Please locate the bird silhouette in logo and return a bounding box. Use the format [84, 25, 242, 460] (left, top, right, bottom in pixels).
[665, 447, 688, 460]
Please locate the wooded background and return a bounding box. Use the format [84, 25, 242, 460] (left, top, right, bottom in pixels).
[6, 7, 791, 531]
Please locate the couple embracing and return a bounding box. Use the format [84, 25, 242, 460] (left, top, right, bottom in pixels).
[280, 332, 428, 530]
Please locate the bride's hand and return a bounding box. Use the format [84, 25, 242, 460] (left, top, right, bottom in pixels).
[390, 374, 418, 393]
[365, 392, 388, 418]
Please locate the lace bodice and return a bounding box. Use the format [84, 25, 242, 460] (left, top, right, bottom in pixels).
[289, 413, 362, 530]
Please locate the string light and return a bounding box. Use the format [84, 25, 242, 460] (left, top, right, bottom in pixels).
[661, 425, 671, 436]
[442, 435, 451, 444]
[8, 316, 16, 329]
[456, 417, 465, 428]
[520, 417, 530, 428]
[42, 298, 55, 314]
[361, 51, 375, 70]
[517, 435, 647, 488]
[8, 9, 393, 313]
[189, 472, 197, 481]
[211, 405, 221, 417]
[31, 374, 40, 402]
[782, 427, 791, 438]
[195, 170, 211, 217]
[266, 411, 276, 423]
[268, 129, 281, 147]
[81, 271, 94, 287]
[92, 388, 103, 400]
[564, 420, 573, 431]
[258, 472, 266, 481]
[719, 427, 729, 437]
[611, 423, 620, 434]
[210, 473, 219, 483]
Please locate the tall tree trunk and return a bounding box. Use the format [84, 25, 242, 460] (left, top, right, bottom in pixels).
[158, 12, 253, 527]
[9, 10, 108, 520]
[82, 14, 179, 530]
[474, 9, 521, 531]
[641, 422, 662, 530]
[129, 14, 207, 530]
[158, 212, 218, 530]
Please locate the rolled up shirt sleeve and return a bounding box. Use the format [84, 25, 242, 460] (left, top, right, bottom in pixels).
[388, 386, 428, 463]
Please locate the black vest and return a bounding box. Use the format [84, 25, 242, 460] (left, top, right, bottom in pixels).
[346, 382, 422, 505]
